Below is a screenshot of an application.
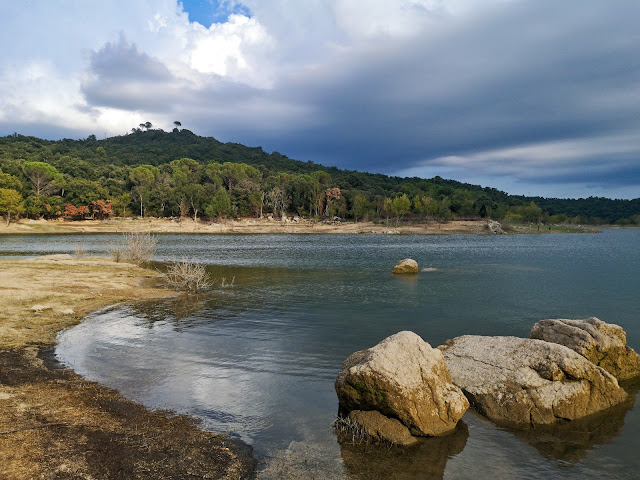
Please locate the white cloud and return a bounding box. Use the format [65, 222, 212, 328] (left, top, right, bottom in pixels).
[1, 0, 639, 198]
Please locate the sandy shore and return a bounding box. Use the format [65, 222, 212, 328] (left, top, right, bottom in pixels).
[0, 217, 602, 235]
[0, 256, 256, 479]
[0, 217, 496, 235]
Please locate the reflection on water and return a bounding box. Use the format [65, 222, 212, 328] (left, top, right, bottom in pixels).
[50, 230, 640, 478]
[511, 392, 637, 464]
[339, 422, 469, 480]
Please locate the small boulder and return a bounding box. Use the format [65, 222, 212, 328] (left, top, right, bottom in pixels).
[485, 220, 505, 234]
[440, 335, 627, 427]
[31, 304, 52, 313]
[530, 317, 640, 381]
[347, 410, 417, 446]
[392, 259, 419, 274]
[335, 331, 469, 437]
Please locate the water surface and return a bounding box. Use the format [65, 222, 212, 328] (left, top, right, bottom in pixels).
[10, 230, 638, 478]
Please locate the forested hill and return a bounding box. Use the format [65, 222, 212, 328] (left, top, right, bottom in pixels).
[0, 129, 638, 225]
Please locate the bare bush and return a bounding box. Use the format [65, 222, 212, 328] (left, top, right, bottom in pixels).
[73, 244, 87, 258]
[220, 276, 235, 288]
[332, 415, 371, 445]
[110, 232, 158, 264]
[163, 260, 211, 292]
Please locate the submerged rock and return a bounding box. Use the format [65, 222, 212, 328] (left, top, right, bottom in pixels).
[338, 421, 468, 480]
[530, 317, 640, 381]
[439, 335, 627, 427]
[346, 410, 417, 446]
[392, 258, 419, 274]
[335, 331, 469, 437]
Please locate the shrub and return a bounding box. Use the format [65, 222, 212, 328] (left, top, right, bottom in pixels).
[163, 260, 211, 292]
[110, 232, 157, 264]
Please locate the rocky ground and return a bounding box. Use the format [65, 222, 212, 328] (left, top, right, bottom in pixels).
[0, 257, 256, 480]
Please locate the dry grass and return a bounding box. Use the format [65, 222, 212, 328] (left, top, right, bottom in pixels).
[0, 256, 256, 479]
[0, 256, 167, 348]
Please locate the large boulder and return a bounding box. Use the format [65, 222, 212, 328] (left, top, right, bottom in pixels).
[335, 331, 469, 436]
[439, 335, 627, 427]
[392, 259, 419, 274]
[530, 317, 640, 381]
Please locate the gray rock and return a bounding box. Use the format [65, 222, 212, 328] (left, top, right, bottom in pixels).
[485, 220, 505, 234]
[440, 335, 627, 427]
[530, 317, 640, 381]
[391, 258, 419, 274]
[335, 331, 469, 436]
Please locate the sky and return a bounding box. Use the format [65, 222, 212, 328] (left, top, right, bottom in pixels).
[1, 0, 639, 199]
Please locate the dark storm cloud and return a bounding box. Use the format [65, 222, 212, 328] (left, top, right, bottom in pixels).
[74, 0, 640, 197]
[81, 35, 184, 112]
[248, 0, 640, 180]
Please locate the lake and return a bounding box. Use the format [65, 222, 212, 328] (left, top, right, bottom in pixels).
[4, 230, 639, 478]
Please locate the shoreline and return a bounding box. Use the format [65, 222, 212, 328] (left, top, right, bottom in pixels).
[0, 217, 602, 235]
[0, 256, 256, 479]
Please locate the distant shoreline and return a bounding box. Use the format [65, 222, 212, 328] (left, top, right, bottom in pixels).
[0, 217, 602, 235]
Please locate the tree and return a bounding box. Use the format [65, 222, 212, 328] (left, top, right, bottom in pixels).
[204, 188, 231, 219]
[22, 161, 64, 197]
[173, 121, 182, 131]
[473, 194, 497, 219]
[0, 169, 22, 191]
[325, 187, 341, 217]
[266, 187, 290, 217]
[130, 165, 158, 217]
[352, 194, 369, 222]
[0, 188, 24, 225]
[181, 183, 206, 222]
[390, 194, 411, 226]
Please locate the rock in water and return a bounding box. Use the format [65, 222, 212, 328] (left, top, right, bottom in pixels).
[440, 335, 627, 427]
[346, 410, 417, 446]
[530, 317, 640, 381]
[335, 331, 469, 436]
[392, 259, 419, 274]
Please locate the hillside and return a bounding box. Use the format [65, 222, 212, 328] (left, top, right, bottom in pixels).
[0, 130, 638, 225]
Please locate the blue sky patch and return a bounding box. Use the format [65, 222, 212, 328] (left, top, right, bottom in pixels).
[180, 0, 251, 26]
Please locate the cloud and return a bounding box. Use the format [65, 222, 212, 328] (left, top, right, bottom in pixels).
[1, 0, 640, 198]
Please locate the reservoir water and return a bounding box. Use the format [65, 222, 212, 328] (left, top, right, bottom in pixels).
[3, 230, 639, 478]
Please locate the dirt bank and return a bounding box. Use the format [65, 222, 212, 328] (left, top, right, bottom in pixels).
[0, 256, 256, 480]
[0, 217, 500, 235]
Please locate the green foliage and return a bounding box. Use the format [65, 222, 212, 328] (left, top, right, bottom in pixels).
[22, 161, 64, 197]
[0, 170, 22, 191]
[204, 188, 231, 218]
[0, 188, 24, 225]
[0, 131, 637, 224]
[390, 194, 411, 225]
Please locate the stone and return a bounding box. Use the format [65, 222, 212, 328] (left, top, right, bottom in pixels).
[530, 317, 640, 381]
[335, 331, 469, 436]
[31, 304, 52, 313]
[347, 410, 417, 446]
[58, 308, 75, 315]
[392, 258, 418, 274]
[485, 220, 505, 234]
[440, 335, 627, 427]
